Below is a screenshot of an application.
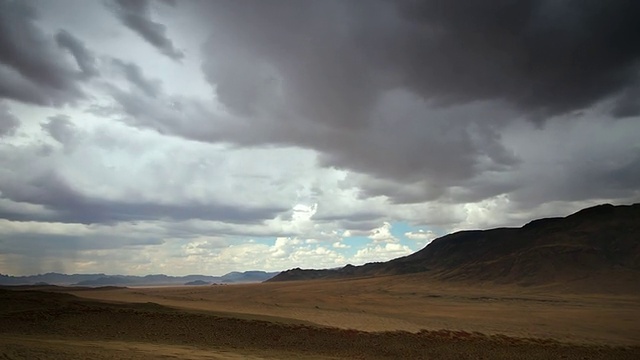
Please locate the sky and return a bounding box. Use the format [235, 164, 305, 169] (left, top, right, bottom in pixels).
[1, 0, 639, 276]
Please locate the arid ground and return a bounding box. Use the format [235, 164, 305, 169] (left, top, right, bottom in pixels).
[1, 274, 639, 359]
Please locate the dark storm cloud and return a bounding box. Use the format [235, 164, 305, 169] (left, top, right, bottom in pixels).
[199, 1, 376, 126]
[611, 84, 640, 118]
[181, 0, 640, 204]
[108, 0, 184, 61]
[111, 59, 162, 97]
[0, 0, 84, 105]
[0, 171, 287, 225]
[198, 0, 640, 121]
[385, 0, 640, 118]
[0, 101, 20, 137]
[55, 30, 99, 78]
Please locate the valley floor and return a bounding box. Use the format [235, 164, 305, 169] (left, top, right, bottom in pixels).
[1, 275, 639, 359]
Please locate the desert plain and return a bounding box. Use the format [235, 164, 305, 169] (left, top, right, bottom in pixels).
[1, 273, 639, 359]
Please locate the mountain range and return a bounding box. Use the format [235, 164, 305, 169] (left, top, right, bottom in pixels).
[269, 203, 640, 292]
[0, 270, 278, 287]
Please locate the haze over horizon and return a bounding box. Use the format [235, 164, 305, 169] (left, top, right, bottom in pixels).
[1, 0, 639, 276]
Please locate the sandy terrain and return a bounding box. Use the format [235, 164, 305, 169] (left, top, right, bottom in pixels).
[70, 274, 640, 346]
[1, 275, 639, 359]
[0, 335, 284, 360]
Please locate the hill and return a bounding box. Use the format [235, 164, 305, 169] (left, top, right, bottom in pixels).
[0, 271, 279, 287]
[269, 203, 640, 291]
[220, 271, 281, 283]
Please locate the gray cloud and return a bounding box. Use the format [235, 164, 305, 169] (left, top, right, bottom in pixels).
[496, 115, 640, 213]
[187, 1, 640, 204]
[0, 226, 164, 275]
[2, 1, 638, 232]
[41, 114, 77, 147]
[107, 86, 213, 138]
[376, 1, 640, 118]
[0, 171, 286, 225]
[0, 101, 19, 137]
[91, 0, 640, 209]
[108, 0, 184, 60]
[55, 30, 99, 78]
[513, 148, 640, 206]
[313, 208, 386, 233]
[158, 0, 176, 6]
[0, 232, 162, 255]
[197, 1, 640, 119]
[0, 0, 84, 105]
[112, 59, 162, 97]
[314, 211, 383, 223]
[611, 83, 640, 118]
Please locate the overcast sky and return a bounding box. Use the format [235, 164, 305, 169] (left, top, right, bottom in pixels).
[1, 0, 639, 276]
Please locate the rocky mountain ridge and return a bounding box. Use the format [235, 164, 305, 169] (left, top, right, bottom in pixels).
[269, 204, 640, 291]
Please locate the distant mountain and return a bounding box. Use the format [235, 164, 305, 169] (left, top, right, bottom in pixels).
[220, 271, 280, 283]
[0, 273, 108, 286]
[74, 276, 135, 286]
[184, 280, 210, 286]
[269, 204, 640, 291]
[0, 271, 278, 287]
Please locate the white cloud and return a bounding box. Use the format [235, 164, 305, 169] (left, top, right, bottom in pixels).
[368, 222, 398, 243]
[351, 243, 413, 265]
[174, 238, 349, 274]
[404, 229, 439, 248]
[404, 229, 437, 241]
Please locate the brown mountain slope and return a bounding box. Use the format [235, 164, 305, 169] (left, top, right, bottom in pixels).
[269, 204, 640, 290]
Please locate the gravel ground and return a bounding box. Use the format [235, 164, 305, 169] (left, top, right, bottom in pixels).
[1, 289, 638, 360]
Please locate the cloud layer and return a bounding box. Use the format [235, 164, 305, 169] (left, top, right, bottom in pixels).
[0, 0, 638, 275]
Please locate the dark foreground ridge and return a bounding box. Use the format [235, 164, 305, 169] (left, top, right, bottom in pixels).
[1, 289, 637, 360]
[269, 203, 640, 290]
